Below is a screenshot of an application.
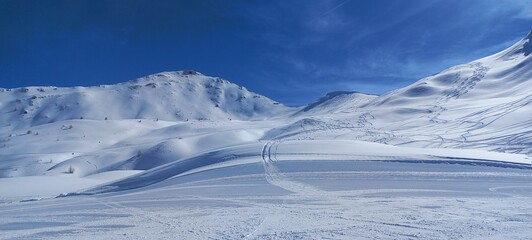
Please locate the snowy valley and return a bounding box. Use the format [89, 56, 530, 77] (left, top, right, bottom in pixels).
[0, 33, 531, 239]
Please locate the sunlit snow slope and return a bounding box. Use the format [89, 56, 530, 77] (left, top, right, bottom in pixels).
[282, 31, 532, 155]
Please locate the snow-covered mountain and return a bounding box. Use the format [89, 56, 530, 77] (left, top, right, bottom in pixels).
[281, 31, 532, 155]
[371, 31, 531, 153]
[0, 70, 291, 130]
[368, 31, 530, 111]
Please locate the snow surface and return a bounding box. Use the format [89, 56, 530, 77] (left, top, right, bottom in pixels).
[0, 32, 531, 239]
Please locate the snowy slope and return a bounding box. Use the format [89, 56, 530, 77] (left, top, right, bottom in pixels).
[369, 32, 532, 153]
[280, 32, 532, 155]
[368, 31, 530, 113]
[0, 70, 292, 131]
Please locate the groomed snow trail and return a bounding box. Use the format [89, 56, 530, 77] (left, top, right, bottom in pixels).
[250, 141, 346, 239]
[261, 141, 332, 198]
[2, 154, 532, 239]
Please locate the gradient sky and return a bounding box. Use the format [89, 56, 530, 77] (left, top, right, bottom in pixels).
[1, 0, 531, 105]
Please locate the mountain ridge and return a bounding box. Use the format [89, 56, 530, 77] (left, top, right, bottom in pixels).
[270, 32, 531, 155]
[1, 32, 530, 156]
[0, 71, 293, 131]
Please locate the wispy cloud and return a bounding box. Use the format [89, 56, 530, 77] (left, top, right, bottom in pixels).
[243, 0, 531, 104]
[2, 0, 529, 105]
[501, 0, 532, 19]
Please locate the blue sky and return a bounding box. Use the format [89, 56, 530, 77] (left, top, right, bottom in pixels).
[1, 0, 531, 105]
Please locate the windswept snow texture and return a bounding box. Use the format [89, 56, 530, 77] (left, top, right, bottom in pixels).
[1, 33, 532, 239]
[1, 142, 532, 239]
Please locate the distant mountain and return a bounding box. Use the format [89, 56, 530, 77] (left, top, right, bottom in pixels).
[1, 32, 530, 160]
[0, 70, 292, 130]
[296, 91, 377, 115]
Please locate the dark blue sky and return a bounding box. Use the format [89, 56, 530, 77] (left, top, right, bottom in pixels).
[1, 0, 531, 105]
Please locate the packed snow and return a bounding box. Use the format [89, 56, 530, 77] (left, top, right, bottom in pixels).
[0, 32, 531, 239]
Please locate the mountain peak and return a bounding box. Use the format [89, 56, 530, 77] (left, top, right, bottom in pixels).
[524, 31, 531, 56]
[495, 30, 532, 59]
[0, 70, 292, 129]
[146, 70, 204, 79]
[176, 70, 203, 76]
[128, 70, 210, 86]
